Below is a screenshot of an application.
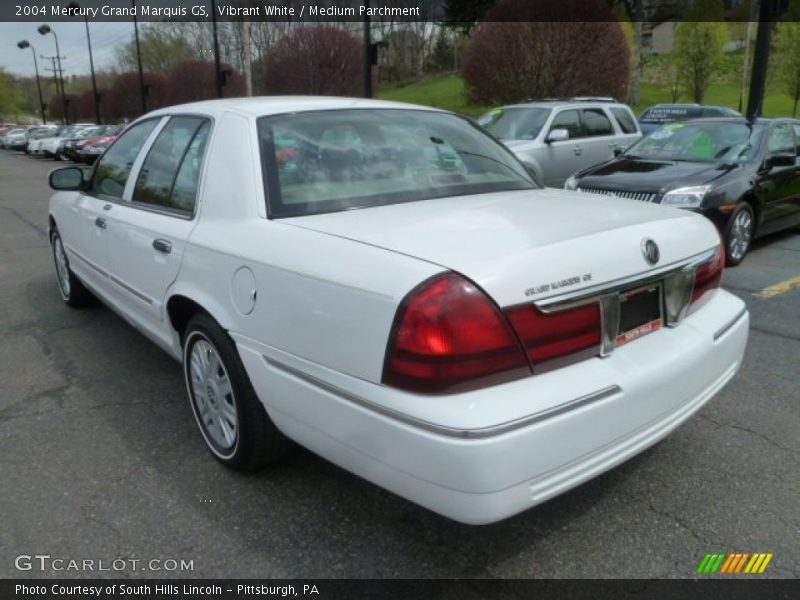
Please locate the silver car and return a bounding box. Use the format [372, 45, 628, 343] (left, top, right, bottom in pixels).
[478, 98, 642, 188]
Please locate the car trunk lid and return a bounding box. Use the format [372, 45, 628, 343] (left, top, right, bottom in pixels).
[282, 188, 719, 307]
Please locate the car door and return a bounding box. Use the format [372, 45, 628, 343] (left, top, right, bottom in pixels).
[61, 119, 160, 294]
[105, 116, 212, 335]
[757, 122, 800, 234]
[541, 109, 584, 187]
[580, 108, 620, 169]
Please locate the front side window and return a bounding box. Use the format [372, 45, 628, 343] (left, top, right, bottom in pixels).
[549, 110, 582, 139]
[477, 107, 552, 141]
[91, 119, 159, 199]
[768, 123, 795, 156]
[258, 109, 535, 218]
[582, 109, 614, 137]
[133, 116, 210, 213]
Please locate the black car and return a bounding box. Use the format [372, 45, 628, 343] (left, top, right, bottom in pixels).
[566, 118, 800, 265]
[638, 104, 742, 136]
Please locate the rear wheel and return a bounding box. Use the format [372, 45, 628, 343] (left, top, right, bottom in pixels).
[50, 227, 94, 307]
[182, 313, 291, 470]
[724, 203, 755, 266]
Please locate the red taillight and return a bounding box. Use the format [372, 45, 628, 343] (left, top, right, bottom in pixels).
[504, 302, 602, 370]
[382, 273, 530, 394]
[689, 245, 724, 312]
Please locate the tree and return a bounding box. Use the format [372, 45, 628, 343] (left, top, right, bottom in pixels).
[116, 23, 194, 76]
[0, 68, 24, 120]
[106, 72, 166, 121]
[165, 60, 245, 105]
[261, 26, 364, 96]
[444, 0, 497, 36]
[673, 1, 727, 103]
[462, 0, 631, 106]
[773, 15, 800, 116]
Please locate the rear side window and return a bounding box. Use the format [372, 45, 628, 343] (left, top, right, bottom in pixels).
[91, 119, 158, 199]
[550, 110, 582, 139]
[610, 107, 638, 134]
[582, 109, 614, 136]
[133, 116, 210, 214]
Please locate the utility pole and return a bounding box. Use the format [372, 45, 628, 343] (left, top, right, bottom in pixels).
[41, 55, 63, 123]
[38, 25, 68, 124]
[747, 0, 775, 119]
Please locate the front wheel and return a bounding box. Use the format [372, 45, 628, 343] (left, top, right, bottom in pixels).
[723, 203, 755, 266]
[183, 313, 291, 471]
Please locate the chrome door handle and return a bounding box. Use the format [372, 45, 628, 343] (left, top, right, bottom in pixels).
[152, 239, 172, 254]
[94, 217, 106, 229]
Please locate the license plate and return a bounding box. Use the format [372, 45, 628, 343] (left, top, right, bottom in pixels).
[616, 283, 663, 346]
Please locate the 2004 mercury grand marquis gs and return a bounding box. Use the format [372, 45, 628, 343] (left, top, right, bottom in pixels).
[47, 97, 749, 524]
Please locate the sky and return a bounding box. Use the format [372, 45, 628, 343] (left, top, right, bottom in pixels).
[0, 21, 134, 77]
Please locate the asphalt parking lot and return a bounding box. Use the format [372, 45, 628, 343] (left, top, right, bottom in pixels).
[0, 149, 798, 579]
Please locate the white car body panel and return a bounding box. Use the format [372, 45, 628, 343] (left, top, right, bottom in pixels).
[48, 97, 749, 524]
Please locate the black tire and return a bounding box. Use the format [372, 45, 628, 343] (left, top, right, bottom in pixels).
[723, 203, 755, 267]
[50, 227, 95, 307]
[183, 313, 291, 471]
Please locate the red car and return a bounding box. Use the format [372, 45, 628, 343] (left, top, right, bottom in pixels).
[67, 124, 124, 162]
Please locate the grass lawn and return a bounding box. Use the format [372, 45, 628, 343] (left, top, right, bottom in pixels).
[380, 74, 797, 118]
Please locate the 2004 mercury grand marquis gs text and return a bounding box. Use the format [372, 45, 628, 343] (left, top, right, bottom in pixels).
[46, 97, 749, 524]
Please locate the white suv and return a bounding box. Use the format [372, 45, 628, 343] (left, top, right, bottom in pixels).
[478, 98, 642, 188]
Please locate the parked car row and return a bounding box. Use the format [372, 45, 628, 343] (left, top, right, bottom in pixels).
[0, 122, 125, 164]
[478, 99, 797, 264]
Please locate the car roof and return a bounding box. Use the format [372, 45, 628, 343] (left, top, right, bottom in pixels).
[145, 96, 444, 119]
[493, 100, 629, 110]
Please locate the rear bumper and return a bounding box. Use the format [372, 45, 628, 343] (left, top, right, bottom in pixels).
[235, 289, 748, 524]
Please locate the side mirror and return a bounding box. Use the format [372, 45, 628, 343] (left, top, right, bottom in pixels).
[546, 128, 569, 143]
[49, 167, 86, 191]
[765, 153, 796, 169]
[613, 147, 624, 157]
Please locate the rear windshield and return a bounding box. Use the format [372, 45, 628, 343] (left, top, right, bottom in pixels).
[477, 107, 552, 140]
[257, 109, 535, 218]
[639, 106, 703, 123]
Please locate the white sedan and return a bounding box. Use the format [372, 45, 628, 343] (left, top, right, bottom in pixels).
[47, 97, 748, 524]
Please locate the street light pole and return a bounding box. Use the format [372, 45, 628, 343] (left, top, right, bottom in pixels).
[68, 2, 101, 124]
[38, 25, 68, 124]
[17, 40, 47, 124]
[132, 0, 147, 114]
[211, 0, 223, 98]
